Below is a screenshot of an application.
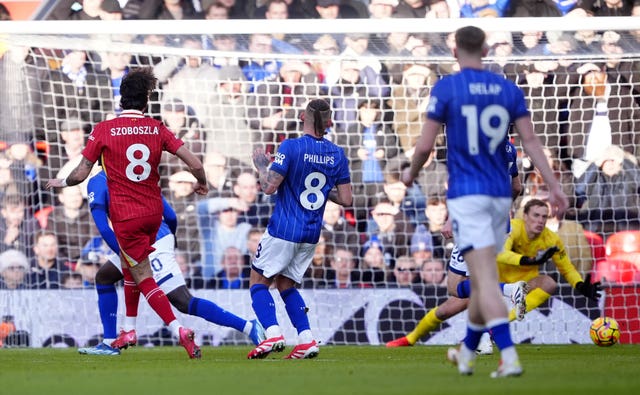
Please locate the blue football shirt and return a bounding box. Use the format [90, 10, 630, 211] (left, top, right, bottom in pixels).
[268, 134, 351, 243]
[427, 68, 529, 199]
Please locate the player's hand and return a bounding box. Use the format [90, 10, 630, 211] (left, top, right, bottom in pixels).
[193, 182, 208, 195]
[575, 274, 602, 300]
[441, 218, 453, 239]
[547, 185, 569, 219]
[45, 179, 65, 189]
[252, 147, 270, 170]
[401, 167, 414, 187]
[520, 246, 559, 265]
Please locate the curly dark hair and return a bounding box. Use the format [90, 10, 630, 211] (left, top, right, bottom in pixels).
[119, 67, 157, 111]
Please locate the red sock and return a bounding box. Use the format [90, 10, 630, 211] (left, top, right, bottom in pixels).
[122, 268, 140, 318]
[137, 277, 176, 325]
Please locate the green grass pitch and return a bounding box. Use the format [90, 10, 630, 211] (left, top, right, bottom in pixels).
[1, 345, 639, 395]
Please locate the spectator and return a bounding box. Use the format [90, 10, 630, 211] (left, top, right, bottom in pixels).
[368, 0, 399, 19]
[302, 231, 333, 288]
[61, 272, 85, 289]
[394, 0, 428, 17]
[381, 33, 412, 84]
[0, 249, 30, 290]
[381, 171, 427, 227]
[567, 62, 640, 173]
[600, 30, 640, 107]
[240, 33, 281, 92]
[386, 63, 435, 160]
[425, 0, 453, 18]
[29, 231, 71, 289]
[154, 36, 220, 129]
[233, 171, 272, 228]
[459, 0, 508, 17]
[208, 246, 250, 289]
[366, 198, 414, 266]
[411, 224, 435, 266]
[253, 0, 309, 18]
[338, 98, 400, 207]
[101, 49, 132, 116]
[39, 49, 113, 135]
[41, 117, 86, 184]
[360, 235, 388, 287]
[262, 0, 306, 52]
[243, 227, 265, 267]
[2, 141, 41, 210]
[45, 185, 97, 262]
[423, 197, 448, 257]
[592, 0, 633, 17]
[166, 170, 202, 266]
[309, 34, 340, 90]
[246, 60, 319, 155]
[575, 145, 640, 235]
[390, 255, 419, 286]
[208, 66, 253, 167]
[325, 247, 359, 288]
[196, 195, 252, 281]
[158, 99, 207, 185]
[203, 151, 237, 197]
[0, 153, 18, 201]
[48, 0, 123, 20]
[0, 193, 40, 257]
[485, 31, 520, 81]
[322, 200, 360, 255]
[519, 146, 577, 213]
[419, 257, 446, 286]
[136, 0, 202, 19]
[327, 59, 390, 133]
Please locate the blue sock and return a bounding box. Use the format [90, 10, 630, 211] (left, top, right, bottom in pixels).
[462, 321, 484, 351]
[487, 320, 514, 351]
[456, 280, 472, 299]
[189, 297, 246, 333]
[250, 284, 278, 329]
[280, 288, 310, 333]
[96, 283, 118, 340]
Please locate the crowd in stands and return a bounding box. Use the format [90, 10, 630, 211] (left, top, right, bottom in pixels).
[1, 0, 640, 290]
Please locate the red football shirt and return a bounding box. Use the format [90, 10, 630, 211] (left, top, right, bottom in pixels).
[82, 110, 184, 222]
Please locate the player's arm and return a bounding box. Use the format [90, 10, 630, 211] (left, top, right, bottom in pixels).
[329, 183, 353, 207]
[252, 147, 284, 195]
[174, 145, 208, 195]
[45, 156, 95, 189]
[515, 115, 568, 216]
[162, 197, 178, 235]
[511, 173, 523, 200]
[90, 203, 120, 255]
[403, 118, 439, 186]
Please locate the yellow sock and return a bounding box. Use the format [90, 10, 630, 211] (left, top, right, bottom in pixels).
[509, 288, 552, 321]
[406, 307, 443, 345]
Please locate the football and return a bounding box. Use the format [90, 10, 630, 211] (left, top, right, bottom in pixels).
[589, 316, 620, 347]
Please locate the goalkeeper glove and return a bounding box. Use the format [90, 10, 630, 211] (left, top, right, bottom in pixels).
[519, 246, 559, 265]
[575, 273, 602, 300]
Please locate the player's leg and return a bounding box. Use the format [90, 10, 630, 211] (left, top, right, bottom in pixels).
[247, 233, 292, 359]
[110, 266, 140, 349]
[278, 243, 319, 359]
[387, 297, 469, 347]
[507, 275, 555, 322]
[166, 285, 265, 345]
[116, 218, 200, 359]
[78, 261, 123, 355]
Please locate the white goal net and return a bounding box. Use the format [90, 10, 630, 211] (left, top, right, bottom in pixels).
[0, 16, 639, 348]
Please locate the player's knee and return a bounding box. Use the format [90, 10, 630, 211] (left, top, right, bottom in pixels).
[540, 275, 557, 294]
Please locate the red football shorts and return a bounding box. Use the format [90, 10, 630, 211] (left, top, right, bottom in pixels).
[112, 214, 162, 266]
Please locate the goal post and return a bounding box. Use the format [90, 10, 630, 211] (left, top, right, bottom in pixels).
[0, 16, 639, 347]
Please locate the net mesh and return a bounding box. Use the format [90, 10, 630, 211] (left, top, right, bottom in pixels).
[0, 17, 639, 347]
